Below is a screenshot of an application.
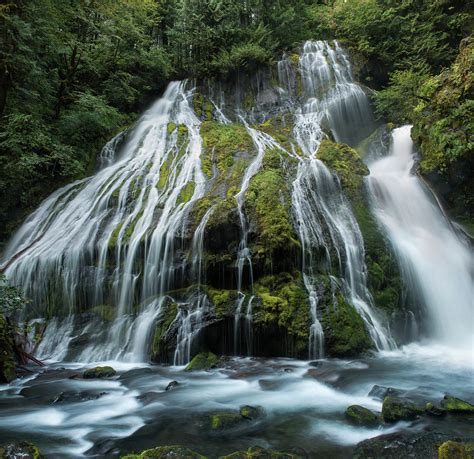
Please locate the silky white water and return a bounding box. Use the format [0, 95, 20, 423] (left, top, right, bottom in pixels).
[367, 126, 474, 349]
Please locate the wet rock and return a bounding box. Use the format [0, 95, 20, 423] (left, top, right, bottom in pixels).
[381, 395, 424, 422]
[138, 391, 163, 404]
[0, 441, 43, 458]
[353, 432, 473, 459]
[239, 405, 263, 420]
[82, 366, 116, 379]
[425, 402, 446, 417]
[368, 385, 400, 401]
[258, 379, 287, 391]
[165, 381, 179, 391]
[345, 405, 379, 427]
[185, 352, 219, 371]
[441, 395, 474, 413]
[438, 440, 474, 459]
[219, 445, 301, 458]
[304, 367, 339, 383]
[51, 390, 108, 404]
[119, 367, 153, 381]
[121, 445, 205, 458]
[208, 412, 247, 431]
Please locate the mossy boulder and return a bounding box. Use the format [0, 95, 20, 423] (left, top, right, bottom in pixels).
[441, 395, 474, 413]
[185, 352, 219, 371]
[321, 293, 373, 357]
[151, 301, 178, 361]
[438, 441, 474, 459]
[381, 395, 423, 422]
[82, 366, 116, 379]
[219, 446, 300, 458]
[209, 412, 246, 431]
[0, 315, 16, 383]
[121, 445, 205, 459]
[0, 441, 43, 458]
[239, 405, 263, 420]
[317, 139, 369, 193]
[345, 405, 379, 427]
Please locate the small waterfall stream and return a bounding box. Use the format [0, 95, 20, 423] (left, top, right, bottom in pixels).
[367, 126, 474, 349]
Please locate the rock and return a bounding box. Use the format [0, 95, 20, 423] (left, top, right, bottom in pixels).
[258, 379, 287, 391]
[185, 352, 219, 371]
[345, 405, 379, 427]
[438, 440, 474, 459]
[381, 395, 423, 422]
[368, 385, 399, 401]
[425, 402, 446, 417]
[441, 395, 474, 413]
[165, 381, 179, 391]
[121, 445, 205, 458]
[219, 445, 301, 458]
[82, 366, 116, 379]
[208, 412, 246, 431]
[0, 441, 43, 458]
[239, 405, 263, 420]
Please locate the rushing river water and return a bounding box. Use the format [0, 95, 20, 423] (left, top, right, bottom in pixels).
[0, 345, 472, 458]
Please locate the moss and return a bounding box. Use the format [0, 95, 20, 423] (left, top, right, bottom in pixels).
[151, 302, 178, 360]
[345, 405, 379, 427]
[245, 148, 300, 268]
[239, 405, 262, 420]
[0, 314, 16, 383]
[219, 446, 300, 458]
[157, 159, 171, 189]
[317, 139, 369, 193]
[167, 122, 177, 135]
[207, 288, 238, 317]
[441, 395, 474, 413]
[90, 304, 115, 321]
[381, 395, 423, 422]
[121, 445, 205, 459]
[177, 181, 196, 204]
[185, 351, 219, 371]
[0, 442, 43, 459]
[83, 366, 116, 379]
[258, 115, 296, 151]
[321, 294, 373, 357]
[253, 272, 311, 354]
[438, 441, 474, 459]
[209, 412, 245, 430]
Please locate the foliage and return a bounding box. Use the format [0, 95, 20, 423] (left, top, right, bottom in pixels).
[0, 274, 27, 316]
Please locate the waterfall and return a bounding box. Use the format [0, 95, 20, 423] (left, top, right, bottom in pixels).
[367, 126, 474, 349]
[290, 40, 394, 358]
[2, 81, 206, 362]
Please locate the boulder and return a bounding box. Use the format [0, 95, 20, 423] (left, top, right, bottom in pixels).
[82, 366, 116, 379]
[121, 445, 205, 458]
[209, 412, 246, 431]
[381, 395, 423, 422]
[239, 405, 263, 420]
[185, 352, 219, 371]
[438, 440, 474, 459]
[441, 395, 474, 413]
[345, 405, 379, 427]
[0, 441, 43, 458]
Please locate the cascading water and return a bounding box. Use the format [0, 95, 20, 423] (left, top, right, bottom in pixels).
[290, 41, 394, 358]
[2, 81, 206, 362]
[367, 126, 474, 349]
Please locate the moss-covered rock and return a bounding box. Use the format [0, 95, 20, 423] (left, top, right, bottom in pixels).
[122, 445, 205, 459]
[83, 366, 116, 379]
[151, 301, 178, 361]
[185, 352, 219, 371]
[239, 405, 263, 420]
[381, 395, 423, 422]
[441, 395, 474, 413]
[0, 441, 43, 459]
[208, 412, 246, 430]
[438, 440, 474, 459]
[0, 315, 16, 383]
[219, 446, 300, 458]
[321, 293, 373, 357]
[345, 405, 379, 427]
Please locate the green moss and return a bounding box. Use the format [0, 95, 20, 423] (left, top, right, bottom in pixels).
[121, 445, 205, 459]
[321, 294, 373, 357]
[157, 159, 171, 189]
[83, 366, 116, 379]
[167, 122, 177, 135]
[0, 442, 43, 459]
[441, 395, 474, 413]
[253, 272, 311, 354]
[209, 412, 244, 430]
[239, 405, 262, 420]
[177, 181, 196, 204]
[185, 351, 219, 371]
[0, 314, 16, 383]
[345, 405, 379, 427]
[258, 115, 296, 151]
[438, 441, 474, 459]
[151, 302, 178, 360]
[317, 139, 369, 193]
[90, 304, 115, 321]
[207, 288, 237, 317]
[381, 395, 423, 422]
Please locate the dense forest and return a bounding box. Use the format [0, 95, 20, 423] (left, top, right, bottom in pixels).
[0, 0, 472, 241]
